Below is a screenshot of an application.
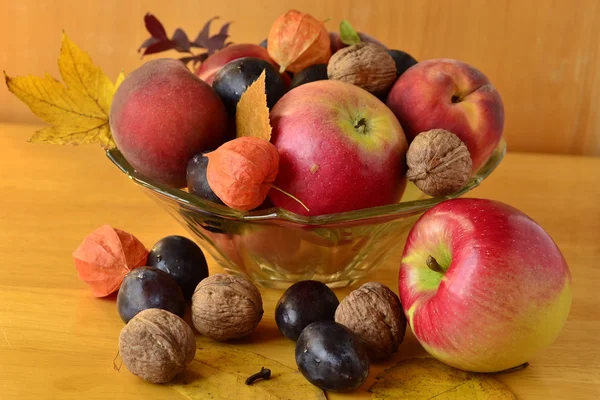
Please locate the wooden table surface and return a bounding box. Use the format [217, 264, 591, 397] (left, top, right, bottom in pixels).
[1, 123, 599, 399]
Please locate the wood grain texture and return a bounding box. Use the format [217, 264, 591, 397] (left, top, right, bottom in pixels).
[1, 0, 599, 155]
[1, 123, 599, 399]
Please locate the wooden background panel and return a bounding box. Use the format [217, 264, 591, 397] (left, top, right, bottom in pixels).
[1, 0, 599, 156]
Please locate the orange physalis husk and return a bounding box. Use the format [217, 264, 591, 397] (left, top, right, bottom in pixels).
[206, 137, 279, 211]
[73, 225, 148, 297]
[267, 10, 331, 73]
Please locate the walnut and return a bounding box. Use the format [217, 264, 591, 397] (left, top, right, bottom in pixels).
[118, 308, 196, 384]
[327, 43, 397, 95]
[406, 129, 472, 197]
[191, 274, 263, 341]
[335, 282, 406, 360]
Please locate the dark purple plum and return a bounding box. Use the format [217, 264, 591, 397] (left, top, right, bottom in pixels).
[289, 64, 328, 90]
[212, 57, 287, 117]
[186, 152, 224, 205]
[296, 320, 369, 392]
[147, 235, 209, 300]
[117, 267, 185, 323]
[259, 39, 268, 48]
[275, 280, 339, 341]
[387, 49, 418, 78]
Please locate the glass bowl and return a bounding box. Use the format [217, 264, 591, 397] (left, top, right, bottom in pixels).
[106, 139, 505, 288]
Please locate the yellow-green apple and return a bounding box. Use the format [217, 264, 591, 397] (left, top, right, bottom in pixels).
[399, 198, 572, 372]
[268, 80, 408, 216]
[195, 43, 274, 85]
[110, 58, 227, 187]
[386, 59, 504, 171]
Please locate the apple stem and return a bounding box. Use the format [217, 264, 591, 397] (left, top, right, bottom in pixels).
[355, 118, 368, 134]
[426, 255, 444, 273]
[271, 186, 310, 212]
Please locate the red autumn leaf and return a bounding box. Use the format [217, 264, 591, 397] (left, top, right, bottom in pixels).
[144, 12, 168, 40]
[267, 10, 331, 73]
[73, 225, 148, 297]
[138, 13, 232, 64]
[205, 137, 279, 211]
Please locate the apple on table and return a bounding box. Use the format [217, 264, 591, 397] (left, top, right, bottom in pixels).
[399, 198, 572, 372]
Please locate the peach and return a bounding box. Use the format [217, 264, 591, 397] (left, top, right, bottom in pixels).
[110, 58, 227, 187]
[386, 59, 504, 171]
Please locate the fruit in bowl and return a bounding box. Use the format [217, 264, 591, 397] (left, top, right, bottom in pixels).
[268, 80, 408, 216]
[8, 8, 507, 288]
[195, 43, 274, 85]
[386, 59, 505, 171]
[109, 58, 227, 187]
[102, 10, 508, 287]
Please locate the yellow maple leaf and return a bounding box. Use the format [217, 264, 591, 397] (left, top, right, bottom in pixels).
[369, 357, 516, 399]
[235, 70, 272, 142]
[4, 32, 124, 148]
[168, 341, 326, 400]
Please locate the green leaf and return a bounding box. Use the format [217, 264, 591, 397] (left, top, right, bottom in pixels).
[339, 20, 361, 45]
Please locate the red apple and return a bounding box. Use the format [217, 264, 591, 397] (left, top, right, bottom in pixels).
[386, 59, 504, 171]
[268, 80, 408, 216]
[195, 43, 274, 85]
[329, 31, 387, 54]
[399, 198, 572, 372]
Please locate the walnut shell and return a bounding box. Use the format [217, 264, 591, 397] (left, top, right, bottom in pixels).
[118, 308, 196, 384]
[335, 282, 406, 360]
[406, 129, 472, 197]
[327, 42, 397, 95]
[191, 274, 263, 341]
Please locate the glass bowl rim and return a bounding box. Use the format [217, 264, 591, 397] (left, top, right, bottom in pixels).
[106, 138, 506, 225]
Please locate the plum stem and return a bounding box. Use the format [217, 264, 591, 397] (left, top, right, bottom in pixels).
[272, 186, 310, 212]
[426, 255, 444, 273]
[245, 367, 271, 385]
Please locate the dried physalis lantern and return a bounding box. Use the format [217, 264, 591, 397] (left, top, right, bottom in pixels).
[205, 137, 280, 211]
[73, 225, 148, 297]
[267, 9, 331, 73]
